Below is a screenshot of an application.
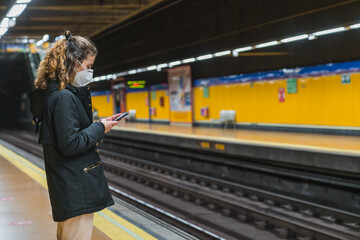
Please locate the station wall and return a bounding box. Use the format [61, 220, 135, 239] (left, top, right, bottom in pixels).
[93, 60, 360, 128]
[126, 90, 150, 120]
[194, 74, 360, 127]
[91, 91, 114, 118]
[150, 89, 170, 121]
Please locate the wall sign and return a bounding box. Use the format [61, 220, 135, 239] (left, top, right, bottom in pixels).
[278, 87, 285, 102]
[341, 74, 351, 84]
[287, 78, 297, 93]
[203, 86, 209, 98]
[127, 80, 146, 89]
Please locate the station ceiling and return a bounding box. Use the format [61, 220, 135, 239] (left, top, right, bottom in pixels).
[1, 0, 360, 80]
[0, 0, 163, 40]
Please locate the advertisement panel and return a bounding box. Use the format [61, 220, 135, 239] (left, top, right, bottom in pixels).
[167, 65, 193, 125]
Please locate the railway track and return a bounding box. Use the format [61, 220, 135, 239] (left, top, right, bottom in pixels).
[1, 130, 359, 240]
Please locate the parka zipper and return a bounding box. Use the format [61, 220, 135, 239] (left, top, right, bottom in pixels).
[83, 161, 102, 173]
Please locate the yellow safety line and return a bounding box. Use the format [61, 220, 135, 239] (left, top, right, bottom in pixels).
[0, 143, 157, 240]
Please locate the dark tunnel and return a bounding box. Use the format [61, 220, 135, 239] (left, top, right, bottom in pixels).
[0, 52, 38, 130]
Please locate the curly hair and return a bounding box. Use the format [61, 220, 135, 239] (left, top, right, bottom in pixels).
[34, 30, 98, 90]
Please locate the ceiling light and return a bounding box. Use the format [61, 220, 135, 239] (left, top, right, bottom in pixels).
[255, 41, 279, 49]
[169, 60, 181, 67]
[0, 28, 8, 36]
[100, 76, 106, 80]
[156, 63, 168, 71]
[281, 34, 308, 43]
[181, 58, 195, 63]
[0, 18, 9, 28]
[308, 34, 316, 40]
[7, 4, 27, 18]
[313, 27, 346, 36]
[349, 23, 360, 29]
[146, 65, 156, 71]
[232, 46, 252, 57]
[128, 70, 137, 75]
[16, 0, 31, 3]
[196, 54, 213, 61]
[93, 77, 100, 82]
[36, 40, 43, 46]
[42, 34, 49, 42]
[117, 72, 127, 77]
[214, 50, 231, 57]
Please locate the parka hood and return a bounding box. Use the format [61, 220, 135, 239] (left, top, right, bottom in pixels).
[30, 80, 59, 121]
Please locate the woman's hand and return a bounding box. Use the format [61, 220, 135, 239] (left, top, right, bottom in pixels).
[105, 113, 123, 121]
[99, 119, 118, 133]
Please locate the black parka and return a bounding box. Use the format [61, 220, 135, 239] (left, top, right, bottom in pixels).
[30, 80, 114, 222]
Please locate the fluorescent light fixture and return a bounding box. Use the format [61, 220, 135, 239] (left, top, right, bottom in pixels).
[0, 18, 9, 28]
[106, 74, 113, 80]
[55, 35, 65, 41]
[117, 72, 127, 77]
[128, 70, 137, 75]
[169, 60, 181, 67]
[255, 41, 279, 49]
[137, 68, 144, 73]
[42, 34, 49, 42]
[308, 34, 316, 40]
[146, 65, 156, 71]
[281, 34, 308, 43]
[156, 63, 168, 71]
[7, 4, 27, 18]
[196, 54, 213, 61]
[36, 40, 43, 47]
[214, 50, 231, 57]
[16, 0, 31, 3]
[112, 74, 117, 79]
[232, 46, 252, 56]
[313, 27, 346, 36]
[181, 58, 195, 63]
[0, 28, 8, 35]
[100, 76, 106, 80]
[349, 23, 360, 29]
[93, 77, 100, 81]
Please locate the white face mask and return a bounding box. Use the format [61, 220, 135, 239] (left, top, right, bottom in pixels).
[72, 60, 94, 87]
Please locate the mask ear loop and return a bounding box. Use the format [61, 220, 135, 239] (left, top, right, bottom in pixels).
[77, 59, 87, 71]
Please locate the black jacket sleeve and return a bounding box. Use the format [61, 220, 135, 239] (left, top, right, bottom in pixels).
[52, 91, 105, 157]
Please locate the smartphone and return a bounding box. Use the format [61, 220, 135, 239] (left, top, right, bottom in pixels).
[114, 112, 129, 121]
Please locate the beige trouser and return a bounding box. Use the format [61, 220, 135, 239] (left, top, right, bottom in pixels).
[57, 213, 94, 240]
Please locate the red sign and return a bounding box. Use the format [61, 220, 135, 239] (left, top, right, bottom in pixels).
[278, 88, 285, 102]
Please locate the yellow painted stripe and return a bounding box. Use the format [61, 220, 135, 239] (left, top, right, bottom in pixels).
[0, 144, 48, 188]
[0, 143, 157, 240]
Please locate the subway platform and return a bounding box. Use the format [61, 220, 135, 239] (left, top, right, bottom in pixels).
[112, 121, 360, 178]
[0, 138, 199, 240]
[113, 121, 360, 155]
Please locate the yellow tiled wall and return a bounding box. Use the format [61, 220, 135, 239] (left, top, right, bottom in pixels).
[126, 91, 150, 120]
[91, 94, 114, 118]
[150, 90, 170, 120]
[194, 73, 360, 127]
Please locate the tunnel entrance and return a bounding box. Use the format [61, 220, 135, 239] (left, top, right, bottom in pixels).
[0, 52, 38, 130]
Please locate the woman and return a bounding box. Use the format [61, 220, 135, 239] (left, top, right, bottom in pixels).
[30, 30, 120, 240]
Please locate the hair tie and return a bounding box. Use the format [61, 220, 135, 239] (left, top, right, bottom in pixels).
[66, 33, 72, 42]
